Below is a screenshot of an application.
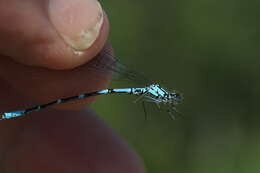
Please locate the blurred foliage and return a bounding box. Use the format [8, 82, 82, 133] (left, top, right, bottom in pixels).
[92, 0, 260, 172]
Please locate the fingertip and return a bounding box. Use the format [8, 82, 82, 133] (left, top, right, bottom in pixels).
[38, 12, 109, 70]
[28, 12, 110, 70]
[49, 0, 104, 51]
[41, 0, 110, 70]
[1, 0, 109, 70]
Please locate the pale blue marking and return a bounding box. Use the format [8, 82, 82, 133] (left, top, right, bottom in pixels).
[112, 88, 132, 93]
[97, 89, 109, 94]
[2, 111, 26, 119]
[78, 94, 85, 99]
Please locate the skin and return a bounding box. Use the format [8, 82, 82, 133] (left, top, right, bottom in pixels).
[0, 0, 145, 172]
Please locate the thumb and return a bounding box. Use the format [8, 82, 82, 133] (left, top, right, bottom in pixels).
[0, 0, 109, 70]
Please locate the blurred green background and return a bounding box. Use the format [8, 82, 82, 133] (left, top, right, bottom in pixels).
[92, 0, 260, 172]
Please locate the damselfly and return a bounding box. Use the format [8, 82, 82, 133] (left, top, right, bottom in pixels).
[0, 46, 183, 120]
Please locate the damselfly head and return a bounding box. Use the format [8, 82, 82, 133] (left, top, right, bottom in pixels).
[170, 92, 183, 105]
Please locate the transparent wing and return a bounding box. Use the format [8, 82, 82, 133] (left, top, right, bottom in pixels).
[86, 45, 152, 85]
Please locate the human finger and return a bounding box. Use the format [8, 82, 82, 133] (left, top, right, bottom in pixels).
[0, 0, 108, 70]
[0, 109, 145, 173]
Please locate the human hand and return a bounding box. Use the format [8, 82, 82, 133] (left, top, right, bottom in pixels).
[0, 0, 145, 172]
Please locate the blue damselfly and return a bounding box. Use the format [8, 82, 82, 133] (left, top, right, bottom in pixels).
[0, 46, 183, 120]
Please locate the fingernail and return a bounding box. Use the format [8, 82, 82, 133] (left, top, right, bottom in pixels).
[49, 0, 103, 50]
